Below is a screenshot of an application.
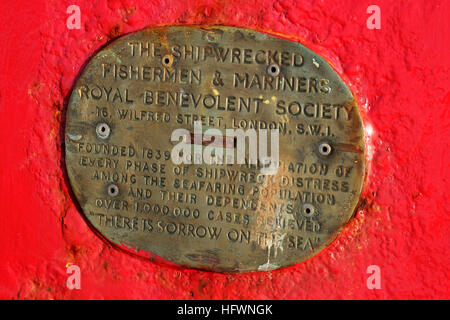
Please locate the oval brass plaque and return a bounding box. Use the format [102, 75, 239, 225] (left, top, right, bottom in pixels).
[65, 26, 365, 272]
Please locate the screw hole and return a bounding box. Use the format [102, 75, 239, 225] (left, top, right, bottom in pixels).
[267, 63, 280, 77]
[107, 184, 119, 197]
[319, 143, 332, 156]
[206, 33, 216, 42]
[302, 204, 315, 217]
[161, 54, 173, 67]
[96, 123, 110, 139]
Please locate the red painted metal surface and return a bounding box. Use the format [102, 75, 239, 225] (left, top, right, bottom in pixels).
[0, 0, 448, 299]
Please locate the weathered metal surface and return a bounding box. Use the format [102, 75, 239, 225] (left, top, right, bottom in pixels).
[65, 26, 365, 272]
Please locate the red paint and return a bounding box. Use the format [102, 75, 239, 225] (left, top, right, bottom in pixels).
[0, 0, 449, 299]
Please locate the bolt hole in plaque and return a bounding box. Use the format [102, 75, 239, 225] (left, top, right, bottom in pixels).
[65, 26, 366, 272]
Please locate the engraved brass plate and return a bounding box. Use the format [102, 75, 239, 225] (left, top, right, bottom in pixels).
[65, 26, 365, 272]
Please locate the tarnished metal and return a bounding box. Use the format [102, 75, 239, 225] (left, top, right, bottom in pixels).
[65, 26, 365, 272]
